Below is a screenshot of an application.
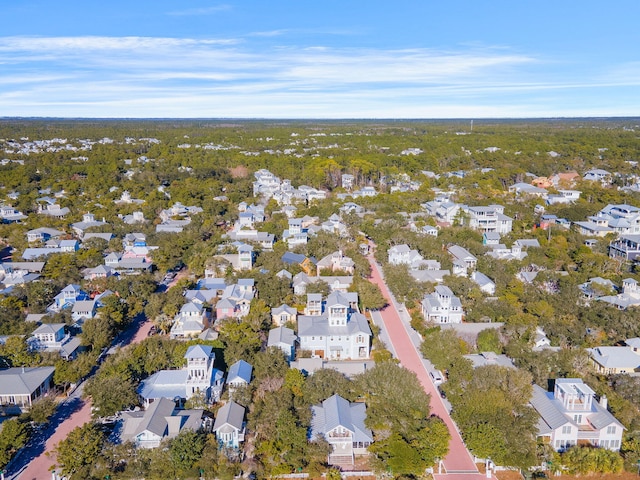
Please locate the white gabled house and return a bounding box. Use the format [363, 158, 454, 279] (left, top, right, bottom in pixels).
[421, 286, 464, 324]
[297, 291, 371, 360]
[138, 345, 224, 406]
[530, 379, 624, 452]
[310, 394, 373, 466]
[213, 400, 246, 449]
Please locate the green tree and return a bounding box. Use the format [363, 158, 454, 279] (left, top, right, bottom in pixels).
[84, 375, 139, 417]
[0, 418, 30, 469]
[169, 429, 206, 475]
[54, 422, 105, 480]
[0, 336, 39, 367]
[476, 328, 502, 354]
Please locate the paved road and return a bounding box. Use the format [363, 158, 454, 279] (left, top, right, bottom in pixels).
[12, 312, 154, 480]
[366, 252, 493, 479]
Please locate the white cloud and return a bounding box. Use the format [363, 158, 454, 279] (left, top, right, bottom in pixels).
[0, 34, 637, 118]
[166, 5, 231, 16]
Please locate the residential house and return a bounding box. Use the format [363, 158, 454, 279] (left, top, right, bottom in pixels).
[421, 285, 464, 324]
[226, 360, 253, 397]
[341, 174, 355, 190]
[170, 302, 209, 339]
[213, 401, 246, 448]
[120, 397, 208, 448]
[530, 379, 624, 451]
[48, 284, 89, 312]
[482, 232, 501, 245]
[0, 205, 27, 223]
[339, 202, 363, 214]
[464, 351, 515, 368]
[267, 326, 297, 362]
[71, 212, 107, 237]
[546, 190, 582, 205]
[578, 277, 617, 300]
[609, 234, 640, 261]
[215, 280, 254, 321]
[37, 199, 70, 218]
[0, 366, 55, 410]
[583, 169, 612, 185]
[138, 345, 224, 406]
[28, 323, 82, 360]
[588, 338, 640, 374]
[83, 264, 116, 281]
[298, 291, 372, 360]
[72, 300, 98, 323]
[464, 205, 513, 234]
[281, 252, 316, 275]
[26, 227, 64, 243]
[310, 394, 373, 466]
[387, 244, 427, 268]
[486, 244, 528, 261]
[316, 250, 355, 276]
[271, 304, 297, 326]
[471, 271, 496, 295]
[508, 183, 548, 198]
[596, 278, 640, 310]
[282, 218, 309, 247]
[448, 245, 477, 276]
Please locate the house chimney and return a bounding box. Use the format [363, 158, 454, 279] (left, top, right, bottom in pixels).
[599, 395, 608, 410]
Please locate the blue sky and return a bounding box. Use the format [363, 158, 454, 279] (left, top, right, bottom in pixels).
[1, 1, 639, 118]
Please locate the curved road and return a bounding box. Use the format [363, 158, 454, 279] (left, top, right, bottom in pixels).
[367, 252, 494, 480]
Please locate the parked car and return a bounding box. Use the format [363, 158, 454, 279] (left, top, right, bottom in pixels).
[429, 369, 445, 385]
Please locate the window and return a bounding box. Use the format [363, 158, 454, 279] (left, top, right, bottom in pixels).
[607, 425, 616, 435]
[562, 426, 571, 434]
[612, 440, 620, 449]
[573, 414, 582, 423]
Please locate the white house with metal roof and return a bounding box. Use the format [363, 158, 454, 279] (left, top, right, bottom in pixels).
[213, 400, 246, 449]
[310, 394, 373, 465]
[0, 366, 55, 410]
[588, 338, 640, 374]
[138, 345, 224, 407]
[170, 302, 209, 339]
[421, 286, 464, 324]
[120, 397, 208, 448]
[530, 379, 624, 452]
[297, 292, 371, 360]
[226, 359, 253, 398]
[267, 326, 297, 362]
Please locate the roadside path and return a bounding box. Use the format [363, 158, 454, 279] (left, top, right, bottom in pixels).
[14, 308, 156, 479]
[366, 252, 492, 479]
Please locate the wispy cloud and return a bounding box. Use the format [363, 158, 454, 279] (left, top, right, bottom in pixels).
[166, 5, 231, 16]
[0, 34, 636, 118]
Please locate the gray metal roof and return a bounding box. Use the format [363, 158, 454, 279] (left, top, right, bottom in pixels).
[227, 360, 252, 384]
[185, 344, 213, 360]
[138, 370, 188, 400]
[268, 326, 297, 347]
[311, 394, 373, 443]
[0, 366, 55, 395]
[530, 384, 575, 432]
[213, 400, 245, 431]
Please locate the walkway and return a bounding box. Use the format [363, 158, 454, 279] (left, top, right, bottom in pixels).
[367, 252, 492, 479]
[14, 314, 154, 480]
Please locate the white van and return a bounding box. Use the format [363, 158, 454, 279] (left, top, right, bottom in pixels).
[430, 370, 445, 385]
